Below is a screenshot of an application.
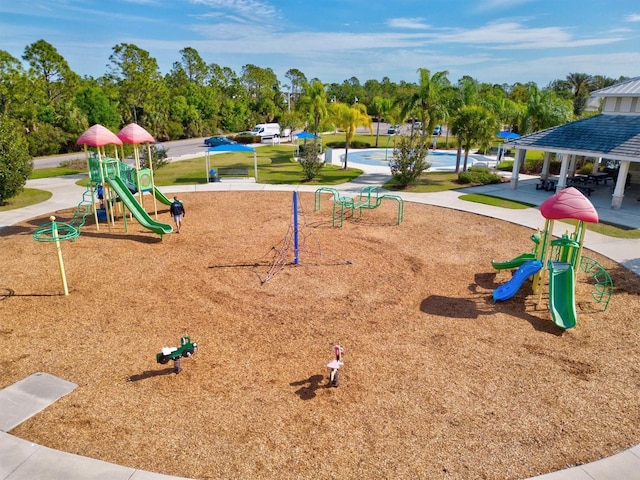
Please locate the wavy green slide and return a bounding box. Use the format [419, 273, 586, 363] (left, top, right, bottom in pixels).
[548, 261, 577, 329]
[107, 177, 173, 235]
[491, 253, 537, 270]
[153, 186, 173, 206]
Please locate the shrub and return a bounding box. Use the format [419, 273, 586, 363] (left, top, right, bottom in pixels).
[298, 141, 324, 181]
[389, 135, 430, 188]
[457, 167, 502, 185]
[325, 140, 371, 149]
[579, 162, 594, 174]
[230, 134, 261, 144]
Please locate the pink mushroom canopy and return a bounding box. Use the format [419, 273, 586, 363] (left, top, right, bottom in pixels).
[539, 187, 599, 223]
[117, 123, 155, 144]
[76, 124, 123, 147]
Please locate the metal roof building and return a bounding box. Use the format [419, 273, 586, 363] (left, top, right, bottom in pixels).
[506, 77, 640, 209]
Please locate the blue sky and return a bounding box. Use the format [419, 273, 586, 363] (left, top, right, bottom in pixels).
[1, 0, 639, 87]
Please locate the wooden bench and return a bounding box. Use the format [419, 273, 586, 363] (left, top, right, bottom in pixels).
[218, 167, 249, 177]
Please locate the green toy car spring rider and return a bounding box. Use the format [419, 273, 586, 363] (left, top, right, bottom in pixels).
[156, 336, 197, 373]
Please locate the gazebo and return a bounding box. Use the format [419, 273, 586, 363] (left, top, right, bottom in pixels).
[506, 77, 640, 209]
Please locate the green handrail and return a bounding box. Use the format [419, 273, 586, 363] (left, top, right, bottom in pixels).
[579, 255, 613, 311]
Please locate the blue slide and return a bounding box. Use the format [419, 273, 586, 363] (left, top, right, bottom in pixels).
[493, 260, 543, 302]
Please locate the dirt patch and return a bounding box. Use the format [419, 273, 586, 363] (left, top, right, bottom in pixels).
[1, 191, 639, 480]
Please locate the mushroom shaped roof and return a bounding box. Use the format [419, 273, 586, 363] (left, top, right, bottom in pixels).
[539, 187, 599, 223]
[117, 123, 155, 144]
[76, 124, 123, 147]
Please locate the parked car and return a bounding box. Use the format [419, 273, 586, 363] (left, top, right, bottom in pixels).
[387, 124, 400, 134]
[204, 136, 237, 147]
[433, 125, 442, 136]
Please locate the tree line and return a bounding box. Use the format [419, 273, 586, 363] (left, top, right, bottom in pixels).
[0, 40, 630, 200]
[0, 39, 628, 159]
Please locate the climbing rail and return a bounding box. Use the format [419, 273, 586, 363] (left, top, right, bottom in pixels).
[314, 186, 404, 226]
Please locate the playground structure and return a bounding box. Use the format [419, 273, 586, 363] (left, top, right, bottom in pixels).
[492, 187, 613, 329]
[75, 124, 173, 238]
[156, 336, 198, 374]
[259, 191, 352, 284]
[32, 216, 79, 296]
[326, 345, 344, 387]
[314, 186, 404, 227]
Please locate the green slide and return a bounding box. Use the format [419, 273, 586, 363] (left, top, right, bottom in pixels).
[107, 177, 173, 235]
[548, 261, 577, 329]
[491, 253, 537, 270]
[153, 186, 173, 206]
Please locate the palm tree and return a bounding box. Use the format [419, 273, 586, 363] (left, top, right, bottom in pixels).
[329, 102, 372, 169]
[566, 72, 593, 116]
[369, 96, 396, 147]
[298, 79, 328, 137]
[450, 105, 497, 172]
[519, 85, 572, 134]
[398, 68, 449, 137]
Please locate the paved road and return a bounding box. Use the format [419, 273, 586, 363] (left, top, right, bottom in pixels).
[33, 124, 449, 169]
[32, 137, 210, 169]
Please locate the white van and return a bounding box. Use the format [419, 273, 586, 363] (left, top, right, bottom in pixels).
[250, 123, 281, 140]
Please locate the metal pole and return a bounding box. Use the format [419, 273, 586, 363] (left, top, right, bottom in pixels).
[51, 216, 69, 296]
[293, 192, 299, 265]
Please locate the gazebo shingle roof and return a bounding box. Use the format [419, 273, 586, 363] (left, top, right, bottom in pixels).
[506, 114, 640, 161]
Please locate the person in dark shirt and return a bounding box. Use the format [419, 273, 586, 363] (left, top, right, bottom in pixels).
[169, 197, 185, 233]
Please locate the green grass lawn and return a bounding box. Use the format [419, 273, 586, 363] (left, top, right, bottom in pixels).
[153, 145, 362, 186]
[6, 143, 640, 239]
[29, 166, 86, 180]
[0, 188, 52, 211]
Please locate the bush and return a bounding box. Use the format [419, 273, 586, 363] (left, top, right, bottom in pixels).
[389, 135, 430, 188]
[298, 143, 322, 157]
[457, 167, 502, 185]
[579, 162, 594, 174]
[298, 141, 324, 181]
[0, 115, 33, 204]
[325, 140, 371, 149]
[230, 134, 261, 144]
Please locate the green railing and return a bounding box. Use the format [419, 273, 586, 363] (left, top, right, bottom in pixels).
[579, 255, 614, 311]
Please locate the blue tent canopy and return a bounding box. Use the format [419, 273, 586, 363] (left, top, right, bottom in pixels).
[206, 144, 257, 181]
[496, 131, 520, 140]
[208, 144, 255, 152]
[295, 131, 318, 140]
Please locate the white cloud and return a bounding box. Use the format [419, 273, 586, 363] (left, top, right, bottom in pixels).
[190, 0, 277, 19]
[625, 13, 640, 22]
[387, 17, 431, 30]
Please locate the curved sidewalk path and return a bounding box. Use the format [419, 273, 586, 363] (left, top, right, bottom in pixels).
[2, 165, 640, 480]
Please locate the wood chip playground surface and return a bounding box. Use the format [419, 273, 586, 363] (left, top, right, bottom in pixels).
[1, 190, 640, 480]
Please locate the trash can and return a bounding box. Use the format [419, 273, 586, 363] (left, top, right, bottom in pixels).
[96, 208, 107, 222]
[324, 148, 332, 165]
[209, 169, 217, 182]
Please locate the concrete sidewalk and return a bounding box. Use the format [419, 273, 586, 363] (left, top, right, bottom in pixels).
[2, 164, 640, 479]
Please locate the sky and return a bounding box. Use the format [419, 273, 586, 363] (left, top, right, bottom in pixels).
[1, 0, 639, 88]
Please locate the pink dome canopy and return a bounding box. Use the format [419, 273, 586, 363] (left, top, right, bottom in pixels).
[117, 123, 155, 144]
[76, 124, 123, 147]
[539, 187, 599, 223]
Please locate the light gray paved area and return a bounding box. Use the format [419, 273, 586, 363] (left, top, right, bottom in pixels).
[1, 151, 640, 479]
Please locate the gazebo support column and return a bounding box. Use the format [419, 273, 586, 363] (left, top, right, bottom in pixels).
[611, 160, 630, 209]
[568, 154, 577, 177]
[509, 148, 526, 190]
[541, 152, 552, 178]
[556, 153, 570, 192]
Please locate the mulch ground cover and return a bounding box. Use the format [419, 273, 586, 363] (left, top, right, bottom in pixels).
[1, 190, 639, 480]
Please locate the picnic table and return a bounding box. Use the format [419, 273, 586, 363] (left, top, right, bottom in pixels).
[536, 177, 558, 191]
[587, 172, 611, 185]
